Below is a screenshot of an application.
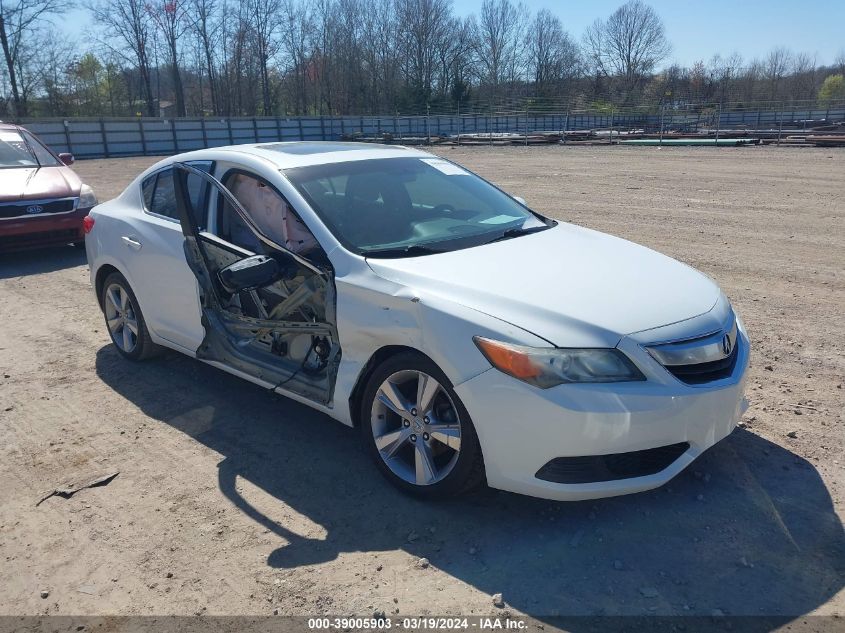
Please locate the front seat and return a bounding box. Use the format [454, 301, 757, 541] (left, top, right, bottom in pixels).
[343, 173, 413, 246]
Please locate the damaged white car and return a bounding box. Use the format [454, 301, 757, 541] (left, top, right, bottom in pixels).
[86, 142, 749, 501]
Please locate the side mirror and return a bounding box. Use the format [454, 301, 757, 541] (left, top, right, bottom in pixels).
[58, 153, 75, 166]
[513, 195, 526, 206]
[218, 254, 282, 294]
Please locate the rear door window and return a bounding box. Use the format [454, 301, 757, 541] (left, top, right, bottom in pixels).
[150, 170, 177, 218]
[141, 173, 157, 209]
[142, 161, 213, 228]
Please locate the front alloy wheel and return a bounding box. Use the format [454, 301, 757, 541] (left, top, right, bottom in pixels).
[362, 353, 484, 498]
[372, 370, 462, 486]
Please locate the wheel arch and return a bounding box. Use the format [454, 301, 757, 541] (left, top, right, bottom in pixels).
[352, 343, 488, 496]
[348, 345, 438, 428]
[94, 263, 122, 309]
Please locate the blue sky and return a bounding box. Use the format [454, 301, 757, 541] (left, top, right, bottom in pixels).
[453, 0, 845, 67]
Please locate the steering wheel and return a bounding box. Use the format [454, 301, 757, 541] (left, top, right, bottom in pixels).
[432, 203, 456, 215]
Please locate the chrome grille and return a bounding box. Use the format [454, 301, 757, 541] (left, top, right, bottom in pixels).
[0, 197, 78, 220]
[662, 342, 739, 384]
[645, 315, 739, 385]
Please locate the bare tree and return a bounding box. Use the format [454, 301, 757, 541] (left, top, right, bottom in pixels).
[219, 0, 258, 115]
[279, 0, 313, 114]
[1, 0, 63, 116]
[248, 0, 283, 114]
[835, 49, 845, 76]
[36, 32, 75, 115]
[525, 9, 579, 98]
[686, 60, 710, 101]
[329, 0, 365, 114]
[737, 59, 763, 103]
[645, 62, 682, 104]
[789, 52, 817, 101]
[309, 0, 337, 114]
[359, 0, 399, 113]
[87, 0, 156, 115]
[396, 0, 453, 104]
[435, 15, 473, 106]
[708, 52, 742, 104]
[583, 0, 669, 100]
[185, 0, 223, 114]
[763, 46, 791, 100]
[148, 0, 188, 116]
[474, 0, 527, 99]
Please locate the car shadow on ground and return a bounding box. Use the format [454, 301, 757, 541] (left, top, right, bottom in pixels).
[95, 345, 844, 623]
[0, 245, 86, 279]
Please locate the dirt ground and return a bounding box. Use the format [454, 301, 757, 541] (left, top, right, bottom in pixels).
[0, 146, 843, 625]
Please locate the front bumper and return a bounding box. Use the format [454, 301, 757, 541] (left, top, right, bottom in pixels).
[455, 329, 750, 501]
[0, 208, 89, 252]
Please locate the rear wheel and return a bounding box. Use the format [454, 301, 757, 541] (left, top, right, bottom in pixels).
[361, 352, 485, 499]
[101, 272, 160, 361]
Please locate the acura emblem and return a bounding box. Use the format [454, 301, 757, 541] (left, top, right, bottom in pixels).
[722, 332, 733, 356]
[26, 205, 44, 214]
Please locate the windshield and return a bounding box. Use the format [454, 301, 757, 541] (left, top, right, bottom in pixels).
[284, 157, 549, 256]
[0, 130, 61, 169]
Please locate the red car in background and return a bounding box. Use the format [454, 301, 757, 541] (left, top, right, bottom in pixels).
[0, 122, 97, 252]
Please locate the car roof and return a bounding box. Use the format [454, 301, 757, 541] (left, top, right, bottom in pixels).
[210, 141, 432, 169]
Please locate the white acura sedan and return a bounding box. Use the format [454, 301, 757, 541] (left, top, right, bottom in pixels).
[85, 142, 749, 501]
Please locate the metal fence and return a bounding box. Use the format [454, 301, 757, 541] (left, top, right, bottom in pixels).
[20, 101, 845, 159]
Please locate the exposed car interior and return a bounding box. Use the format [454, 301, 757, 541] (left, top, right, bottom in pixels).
[217, 172, 319, 256]
[170, 163, 340, 405]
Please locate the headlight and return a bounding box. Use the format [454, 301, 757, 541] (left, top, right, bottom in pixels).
[78, 184, 98, 209]
[473, 336, 645, 388]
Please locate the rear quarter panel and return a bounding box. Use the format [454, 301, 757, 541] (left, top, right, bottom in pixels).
[86, 199, 141, 306]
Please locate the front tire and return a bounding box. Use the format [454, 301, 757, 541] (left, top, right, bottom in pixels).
[100, 272, 160, 361]
[360, 352, 485, 499]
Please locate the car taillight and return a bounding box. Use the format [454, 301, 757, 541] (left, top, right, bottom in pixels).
[83, 215, 95, 234]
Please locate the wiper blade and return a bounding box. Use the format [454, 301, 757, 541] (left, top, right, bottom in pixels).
[362, 244, 443, 258]
[484, 224, 550, 244]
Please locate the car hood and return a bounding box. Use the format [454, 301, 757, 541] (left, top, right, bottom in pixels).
[366, 223, 721, 347]
[0, 166, 81, 202]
